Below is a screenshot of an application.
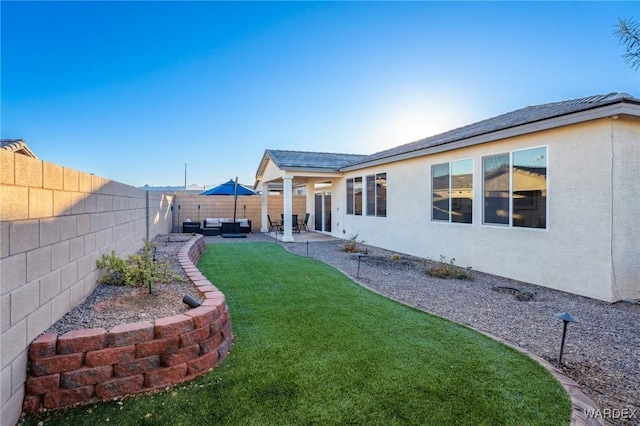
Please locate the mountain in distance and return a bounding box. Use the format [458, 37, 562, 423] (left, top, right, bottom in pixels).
[140, 184, 208, 192]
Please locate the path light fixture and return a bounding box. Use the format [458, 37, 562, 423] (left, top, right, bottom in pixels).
[554, 312, 579, 366]
[147, 246, 157, 294]
[306, 240, 309, 257]
[183, 294, 201, 308]
[355, 252, 366, 278]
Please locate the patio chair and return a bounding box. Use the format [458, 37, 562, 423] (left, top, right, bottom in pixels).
[292, 214, 300, 233]
[267, 215, 281, 233]
[278, 214, 300, 233]
[300, 213, 310, 232]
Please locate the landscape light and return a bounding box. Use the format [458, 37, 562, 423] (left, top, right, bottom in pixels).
[355, 252, 366, 278]
[183, 294, 201, 308]
[554, 312, 579, 366]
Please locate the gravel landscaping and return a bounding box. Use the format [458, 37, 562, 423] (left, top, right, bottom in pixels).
[44, 232, 639, 426]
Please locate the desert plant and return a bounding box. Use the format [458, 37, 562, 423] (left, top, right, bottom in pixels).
[426, 255, 473, 280]
[391, 253, 401, 261]
[96, 240, 184, 290]
[342, 233, 367, 253]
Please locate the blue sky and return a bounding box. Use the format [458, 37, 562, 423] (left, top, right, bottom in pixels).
[2, 1, 638, 188]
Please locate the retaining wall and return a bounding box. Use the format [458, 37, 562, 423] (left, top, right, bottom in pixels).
[22, 235, 233, 412]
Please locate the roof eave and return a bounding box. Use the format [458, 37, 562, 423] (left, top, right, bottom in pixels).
[254, 150, 272, 182]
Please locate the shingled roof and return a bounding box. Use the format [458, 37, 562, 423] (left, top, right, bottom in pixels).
[0, 139, 37, 158]
[345, 92, 640, 168]
[257, 92, 638, 182]
[264, 149, 368, 171]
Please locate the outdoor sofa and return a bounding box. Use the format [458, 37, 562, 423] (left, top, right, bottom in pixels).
[202, 218, 251, 235]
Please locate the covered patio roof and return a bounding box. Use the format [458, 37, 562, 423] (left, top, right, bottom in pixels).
[255, 149, 368, 186]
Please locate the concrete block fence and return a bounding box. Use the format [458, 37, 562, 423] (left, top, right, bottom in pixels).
[22, 235, 234, 413]
[0, 150, 173, 426]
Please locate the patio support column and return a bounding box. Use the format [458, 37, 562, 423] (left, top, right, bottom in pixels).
[260, 184, 269, 233]
[305, 182, 314, 231]
[282, 176, 294, 242]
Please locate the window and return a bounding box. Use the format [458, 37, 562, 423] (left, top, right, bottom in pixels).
[346, 177, 363, 215]
[366, 173, 387, 217]
[346, 179, 354, 214]
[483, 147, 547, 228]
[431, 160, 472, 223]
[354, 177, 363, 215]
[483, 155, 509, 225]
[431, 163, 449, 221]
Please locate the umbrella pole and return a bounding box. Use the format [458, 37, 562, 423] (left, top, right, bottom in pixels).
[233, 177, 238, 223]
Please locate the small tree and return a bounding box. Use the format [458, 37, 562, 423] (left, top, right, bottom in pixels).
[614, 18, 640, 70]
[96, 240, 184, 293]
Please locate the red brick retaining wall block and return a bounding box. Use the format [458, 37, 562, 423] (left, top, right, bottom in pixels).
[23, 235, 233, 412]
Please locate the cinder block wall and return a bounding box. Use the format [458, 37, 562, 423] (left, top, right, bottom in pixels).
[0, 150, 173, 426]
[171, 193, 307, 231]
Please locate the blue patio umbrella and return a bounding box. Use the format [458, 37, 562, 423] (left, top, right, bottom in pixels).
[200, 178, 256, 223]
[200, 179, 257, 196]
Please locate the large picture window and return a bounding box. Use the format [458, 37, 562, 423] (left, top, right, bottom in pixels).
[431, 160, 472, 223]
[366, 173, 387, 217]
[346, 177, 363, 216]
[483, 147, 547, 228]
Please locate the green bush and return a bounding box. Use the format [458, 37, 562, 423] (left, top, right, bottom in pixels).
[96, 240, 184, 288]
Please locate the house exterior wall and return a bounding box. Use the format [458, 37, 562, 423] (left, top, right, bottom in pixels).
[0, 151, 173, 426]
[611, 116, 640, 300]
[337, 117, 638, 302]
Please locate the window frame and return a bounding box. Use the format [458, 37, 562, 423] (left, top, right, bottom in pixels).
[431, 159, 473, 224]
[366, 173, 387, 217]
[354, 177, 363, 216]
[346, 178, 354, 215]
[346, 177, 364, 216]
[482, 146, 548, 230]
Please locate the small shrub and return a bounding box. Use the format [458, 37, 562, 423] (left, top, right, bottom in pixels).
[96, 240, 184, 289]
[391, 253, 401, 261]
[426, 255, 473, 280]
[342, 233, 367, 253]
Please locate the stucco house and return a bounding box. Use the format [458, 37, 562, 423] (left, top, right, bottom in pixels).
[255, 92, 640, 302]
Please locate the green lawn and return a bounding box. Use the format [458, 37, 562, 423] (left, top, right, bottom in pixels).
[21, 242, 570, 425]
